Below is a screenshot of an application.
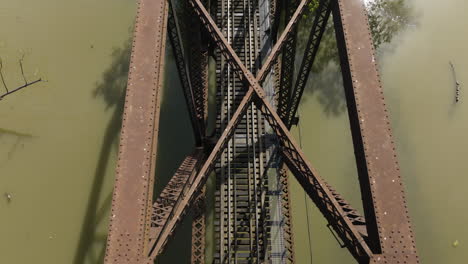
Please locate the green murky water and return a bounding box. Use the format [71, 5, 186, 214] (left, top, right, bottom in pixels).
[1, 0, 467, 263]
[290, 0, 468, 263]
[0, 0, 136, 263]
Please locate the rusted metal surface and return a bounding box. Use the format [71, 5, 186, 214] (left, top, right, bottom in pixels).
[103, 0, 168, 262]
[188, 2, 210, 127]
[277, 0, 299, 121]
[105, 0, 420, 261]
[191, 189, 206, 264]
[167, 0, 204, 145]
[279, 166, 296, 263]
[190, 0, 310, 92]
[188, 0, 374, 260]
[148, 150, 203, 243]
[285, 0, 332, 128]
[257, 99, 373, 262]
[145, 88, 255, 263]
[333, 0, 419, 261]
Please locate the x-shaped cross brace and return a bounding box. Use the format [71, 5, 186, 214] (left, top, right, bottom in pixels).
[144, 0, 374, 262]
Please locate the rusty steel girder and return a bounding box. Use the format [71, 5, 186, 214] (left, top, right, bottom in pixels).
[187, 0, 209, 129]
[189, 0, 310, 92]
[285, 0, 332, 129]
[256, 98, 374, 262]
[333, 0, 419, 261]
[181, 0, 419, 262]
[277, 0, 299, 121]
[106, 0, 420, 262]
[148, 150, 204, 244]
[279, 166, 296, 263]
[167, 0, 205, 145]
[145, 89, 255, 263]
[103, 0, 168, 262]
[187, 0, 373, 260]
[191, 189, 206, 264]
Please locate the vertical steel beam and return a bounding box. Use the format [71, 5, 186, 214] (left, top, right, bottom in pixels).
[104, 0, 168, 262]
[333, 0, 419, 261]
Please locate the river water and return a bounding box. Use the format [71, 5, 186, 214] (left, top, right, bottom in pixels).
[0, 0, 466, 263]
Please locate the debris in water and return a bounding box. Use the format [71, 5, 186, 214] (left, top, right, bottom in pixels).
[90, 44, 94, 49]
[4, 192, 12, 203]
[449, 61, 461, 103]
[453, 240, 459, 248]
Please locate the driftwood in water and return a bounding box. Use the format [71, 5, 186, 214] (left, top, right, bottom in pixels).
[449, 61, 461, 103]
[0, 55, 42, 101]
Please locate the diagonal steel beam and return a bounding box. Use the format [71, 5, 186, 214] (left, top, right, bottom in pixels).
[277, 0, 300, 121]
[147, 150, 204, 246]
[333, 0, 419, 261]
[142, 0, 305, 252]
[145, 88, 255, 262]
[285, 0, 332, 128]
[186, 1, 373, 260]
[253, 94, 373, 262]
[167, 0, 205, 145]
[189, 0, 310, 91]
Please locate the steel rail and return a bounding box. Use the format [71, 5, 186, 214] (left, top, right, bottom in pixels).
[333, 0, 419, 261]
[285, 0, 332, 128]
[145, 88, 255, 262]
[186, 0, 374, 260]
[167, 0, 204, 145]
[104, 0, 168, 262]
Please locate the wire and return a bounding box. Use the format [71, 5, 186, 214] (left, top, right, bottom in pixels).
[297, 107, 314, 263]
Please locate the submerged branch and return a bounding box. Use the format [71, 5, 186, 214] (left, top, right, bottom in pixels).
[449, 61, 461, 103]
[0, 58, 8, 93]
[19, 54, 28, 85]
[0, 78, 42, 100]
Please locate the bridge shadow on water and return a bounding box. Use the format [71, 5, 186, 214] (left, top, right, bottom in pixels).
[72, 31, 197, 263]
[73, 38, 130, 264]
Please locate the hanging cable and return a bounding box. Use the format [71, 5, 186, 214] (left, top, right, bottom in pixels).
[297, 107, 314, 263]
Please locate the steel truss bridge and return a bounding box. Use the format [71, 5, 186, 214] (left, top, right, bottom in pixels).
[103, 0, 419, 263]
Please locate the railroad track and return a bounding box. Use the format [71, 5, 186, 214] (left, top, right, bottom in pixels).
[213, 0, 271, 262]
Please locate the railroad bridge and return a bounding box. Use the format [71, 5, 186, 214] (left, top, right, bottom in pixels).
[103, 0, 419, 263]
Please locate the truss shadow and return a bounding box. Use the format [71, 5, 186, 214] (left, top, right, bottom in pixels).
[73, 37, 131, 264]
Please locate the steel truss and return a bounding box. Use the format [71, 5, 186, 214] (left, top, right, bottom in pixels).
[104, 0, 419, 263]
